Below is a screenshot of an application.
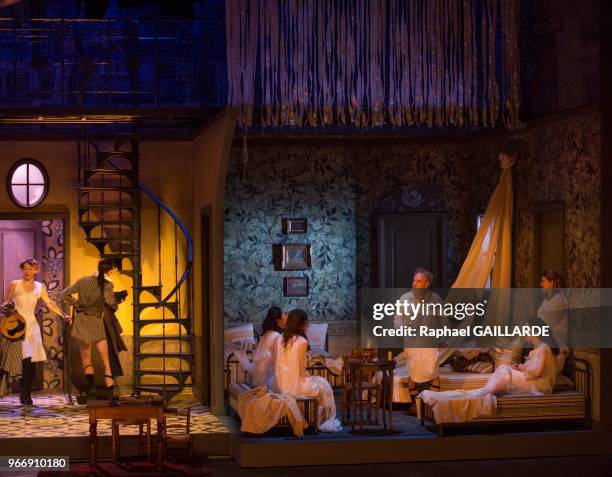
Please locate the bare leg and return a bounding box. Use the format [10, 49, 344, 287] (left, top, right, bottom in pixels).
[473, 366, 512, 396]
[429, 377, 440, 390]
[79, 341, 93, 372]
[79, 341, 96, 398]
[95, 340, 113, 387]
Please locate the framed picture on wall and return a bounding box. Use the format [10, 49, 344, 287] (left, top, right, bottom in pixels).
[273, 243, 312, 270]
[282, 218, 308, 234]
[284, 276, 309, 297]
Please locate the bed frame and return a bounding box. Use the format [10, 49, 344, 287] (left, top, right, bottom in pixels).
[224, 353, 332, 434]
[418, 356, 591, 436]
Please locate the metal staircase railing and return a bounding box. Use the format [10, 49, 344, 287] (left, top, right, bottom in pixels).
[77, 127, 194, 403]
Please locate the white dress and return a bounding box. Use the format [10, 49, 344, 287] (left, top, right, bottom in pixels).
[474, 343, 556, 396]
[537, 292, 568, 348]
[272, 335, 341, 432]
[395, 290, 443, 383]
[251, 331, 280, 388]
[13, 280, 47, 363]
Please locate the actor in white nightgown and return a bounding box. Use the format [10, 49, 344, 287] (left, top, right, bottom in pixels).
[272, 309, 341, 432]
[251, 306, 286, 388]
[473, 317, 557, 396]
[394, 268, 443, 401]
[537, 269, 570, 372]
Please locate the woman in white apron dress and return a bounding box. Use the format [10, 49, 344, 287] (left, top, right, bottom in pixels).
[2, 259, 70, 405]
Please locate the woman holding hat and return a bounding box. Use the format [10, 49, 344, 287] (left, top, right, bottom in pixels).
[1, 258, 70, 405]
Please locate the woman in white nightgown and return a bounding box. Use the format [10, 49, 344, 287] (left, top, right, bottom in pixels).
[538, 270, 570, 372]
[272, 309, 341, 432]
[473, 317, 557, 396]
[2, 259, 70, 405]
[251, 306, 286, 388]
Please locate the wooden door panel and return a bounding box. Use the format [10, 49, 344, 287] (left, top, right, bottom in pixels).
[378, 213, 447, 288]
[0, 220, 41, 301]
[533, 204, 565, 285]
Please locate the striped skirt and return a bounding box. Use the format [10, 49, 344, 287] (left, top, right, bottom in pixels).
[0, 337, 22, 376]
[71, 310, 107, 343]
[0, 337, 23, 397]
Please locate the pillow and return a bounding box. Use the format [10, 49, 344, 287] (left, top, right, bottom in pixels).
[306, 322, 328, 353]
[456, 348, 490, 361]
[494, 339, 524, 368]
[466, 361, 494, 374]
[450, 349, 492, 372]
[553, 373, 576, 392]
[224, 323, 256, 350]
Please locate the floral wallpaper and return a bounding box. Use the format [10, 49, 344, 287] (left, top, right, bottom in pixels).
[353, 145, 474, 289]
[224, 146, 357, 324]
[224, 111, 602, 332]
[513, 112, 601, 288]
[39, 219, 65, 389]
[223, 142, 476, 326]
[469, 111, 601, 288]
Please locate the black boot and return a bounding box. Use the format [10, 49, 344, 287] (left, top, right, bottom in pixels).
[20, 358, 33, 406]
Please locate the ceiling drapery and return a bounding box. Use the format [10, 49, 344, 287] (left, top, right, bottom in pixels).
[226, 0, 520, 129]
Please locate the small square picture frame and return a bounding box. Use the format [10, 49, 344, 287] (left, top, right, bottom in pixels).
[282, 218, 308, 234]
[273, 243, 312, 271]
[284, 276, 309, 297]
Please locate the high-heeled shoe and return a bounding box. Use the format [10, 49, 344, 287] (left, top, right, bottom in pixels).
[104, 374, 115, 401]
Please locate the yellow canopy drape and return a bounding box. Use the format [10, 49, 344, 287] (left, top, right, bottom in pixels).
[438, 153, 515, 362]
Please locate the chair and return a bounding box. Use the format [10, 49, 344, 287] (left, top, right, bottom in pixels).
[160, 407, 192, 462]
[111, 418, 152, 463]
[342, 353, 382, 427]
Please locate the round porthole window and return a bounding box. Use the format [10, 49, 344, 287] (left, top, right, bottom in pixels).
[7, 159, 49, 208]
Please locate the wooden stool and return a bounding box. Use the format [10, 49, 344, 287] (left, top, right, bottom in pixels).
[111, 418, 152, 463]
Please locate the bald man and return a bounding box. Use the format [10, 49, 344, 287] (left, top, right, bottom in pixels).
[394, 268, 442, 403]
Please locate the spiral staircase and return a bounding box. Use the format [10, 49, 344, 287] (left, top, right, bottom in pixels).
[76, 129, 194, 402]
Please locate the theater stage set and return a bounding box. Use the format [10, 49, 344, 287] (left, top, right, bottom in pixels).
[0, 0, 612, 473]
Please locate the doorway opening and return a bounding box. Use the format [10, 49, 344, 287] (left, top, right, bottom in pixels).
[0, 218, 66, 397]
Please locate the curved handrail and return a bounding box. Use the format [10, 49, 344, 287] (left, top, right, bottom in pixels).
[139, 182, 194, 307]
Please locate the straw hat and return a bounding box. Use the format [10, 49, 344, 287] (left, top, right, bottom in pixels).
[0, 303, 26, 341]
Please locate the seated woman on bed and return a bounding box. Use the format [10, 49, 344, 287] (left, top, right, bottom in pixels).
[251, 306, 286, 388]
[272, 309, 341, 432]
[473, 317, 557, 397]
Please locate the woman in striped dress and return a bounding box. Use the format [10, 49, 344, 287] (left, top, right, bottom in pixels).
[61, 259, 118, 398]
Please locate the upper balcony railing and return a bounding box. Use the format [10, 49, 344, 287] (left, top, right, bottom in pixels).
[0, 17, 227, 110]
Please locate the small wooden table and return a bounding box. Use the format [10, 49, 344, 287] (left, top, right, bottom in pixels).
[345, 359, 395, 433]
[87, 399, 165, 471]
